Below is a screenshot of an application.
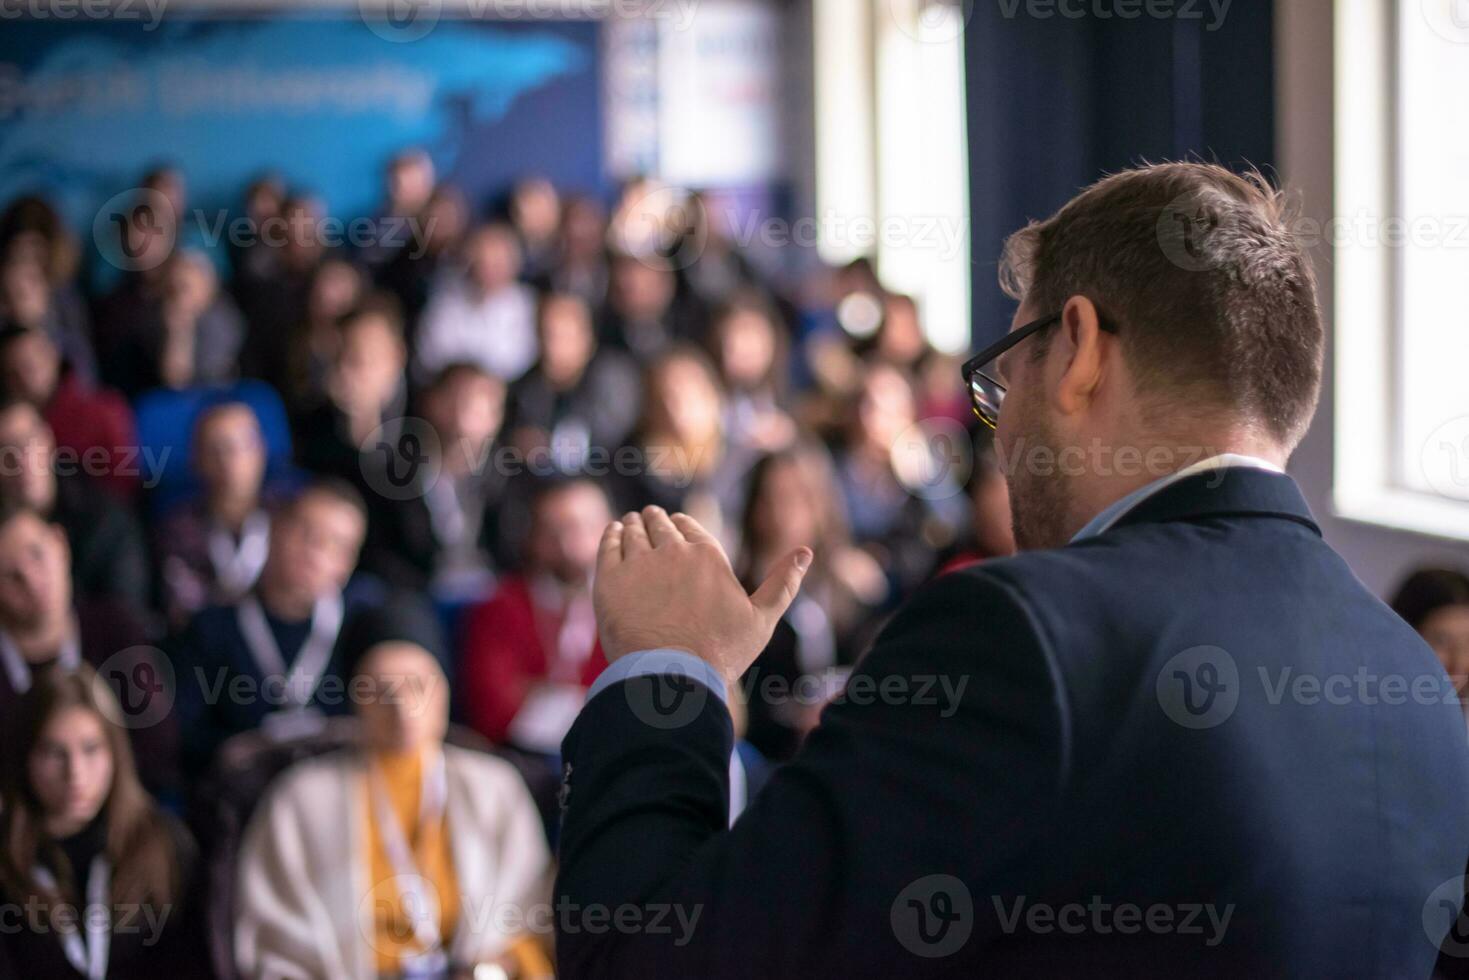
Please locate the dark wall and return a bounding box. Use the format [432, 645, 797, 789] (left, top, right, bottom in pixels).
[964, 1, 1276, 346]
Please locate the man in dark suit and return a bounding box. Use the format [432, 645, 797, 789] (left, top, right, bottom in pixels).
[554, 163, 1469, 977]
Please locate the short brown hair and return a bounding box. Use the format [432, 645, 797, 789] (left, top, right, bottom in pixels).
[999, 162, 1323, 446]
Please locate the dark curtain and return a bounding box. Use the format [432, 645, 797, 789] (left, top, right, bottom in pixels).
[964, 1, 1277, 345]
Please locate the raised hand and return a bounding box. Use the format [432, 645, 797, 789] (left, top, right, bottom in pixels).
[593, 506, 813, 687]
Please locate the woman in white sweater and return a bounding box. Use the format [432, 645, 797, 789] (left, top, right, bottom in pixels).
[234, 597, 553, 979]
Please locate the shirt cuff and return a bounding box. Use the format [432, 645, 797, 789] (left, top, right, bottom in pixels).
[586, 649, 729, 707]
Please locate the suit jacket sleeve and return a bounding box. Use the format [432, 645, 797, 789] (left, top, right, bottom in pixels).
[555, 568, 1070, 978]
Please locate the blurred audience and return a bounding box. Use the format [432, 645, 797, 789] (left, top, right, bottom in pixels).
[0, 159, 1012, 976]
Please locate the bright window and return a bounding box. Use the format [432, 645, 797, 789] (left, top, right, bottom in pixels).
[1333, 0, 1469, 539]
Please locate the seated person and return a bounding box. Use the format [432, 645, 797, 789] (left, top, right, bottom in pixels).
[282, 257, 364, 418]
[735, 445, 887, 761]
[832, 360, 966, 599]
[708, 292, 796, 453]
[1391, 567, 1469, 708]
[606, 345, 756, 550]
[0, 503, 173, 791]
[107, 249, 245, 397]
[0, 665, 203, 978]
[460, 477, 609, 754]
[0, 325, 138, 502]
[154, 401, 275, 629]
[0, 241, 96, 381]
[360, 362, 509, 602]
[0, 400, 150, 612]
[414, 222, 538, 384]
[235, 597, 552, 979]
[173, 479, 368, 778]
[505, 292, 641, 470]
[294, 296, 410, 488]
[596, 251, 706, 360]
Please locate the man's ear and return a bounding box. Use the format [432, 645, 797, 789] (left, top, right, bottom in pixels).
[1050, 295, 1108, 418]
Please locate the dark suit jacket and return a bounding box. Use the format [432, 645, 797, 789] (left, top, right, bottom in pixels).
[556, 468, 1469, 978]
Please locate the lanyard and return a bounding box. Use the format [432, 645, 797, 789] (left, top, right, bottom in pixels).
[235, 593, 344, 710]
[33, 856, 110, 980]
[368, 750, 450, 962]
[207, 511, 270, 599]
[0, 628, 81, 695]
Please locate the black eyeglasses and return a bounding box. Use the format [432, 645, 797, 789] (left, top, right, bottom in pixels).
[961, 311, 1119, 429]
